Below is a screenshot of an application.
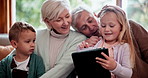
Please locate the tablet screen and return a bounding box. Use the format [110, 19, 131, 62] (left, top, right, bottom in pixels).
[72, 48, 111, 78]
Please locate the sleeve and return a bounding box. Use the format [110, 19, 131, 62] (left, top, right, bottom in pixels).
[40, 33, 86, 78]
[110, 44, 132, 78]
[36, 56, 45, 78]
[77, 47, 95, 52]
[129, 20, 148, 63]
[0, 60, 6, 78]
[0, 56, 11, 78]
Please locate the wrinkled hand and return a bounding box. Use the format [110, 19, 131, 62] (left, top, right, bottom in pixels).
[96, 52, 117, 70]
[85, 36, 101, 47]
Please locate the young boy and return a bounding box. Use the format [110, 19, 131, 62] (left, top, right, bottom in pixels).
[0, 22, 45, 78]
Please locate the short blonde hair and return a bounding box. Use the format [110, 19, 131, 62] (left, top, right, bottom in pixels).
[41, 0, 70, 29]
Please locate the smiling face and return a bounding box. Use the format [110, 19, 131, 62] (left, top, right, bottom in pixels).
[100, 12, 121, 43]
[48, 9, 72, 35]
[76, 11, 99, 37]
[14, 30, 36, 56]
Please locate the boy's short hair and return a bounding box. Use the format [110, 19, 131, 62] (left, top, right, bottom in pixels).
[9, 22, 35, 42]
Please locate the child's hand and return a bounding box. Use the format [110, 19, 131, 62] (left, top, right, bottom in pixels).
[96, 52, 117, 70]
[78, 41, 89, 50]
[85, 36, 101, 47]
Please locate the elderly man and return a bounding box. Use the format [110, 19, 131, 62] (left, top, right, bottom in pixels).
[71, 5, 148, 78]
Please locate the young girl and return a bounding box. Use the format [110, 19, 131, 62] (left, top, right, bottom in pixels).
[78, 5, 135, 78]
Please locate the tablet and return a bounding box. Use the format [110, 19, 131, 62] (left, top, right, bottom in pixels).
[72, 48, 111, 78]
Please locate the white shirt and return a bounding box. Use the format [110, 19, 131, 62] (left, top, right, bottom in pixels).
[13, 56, 30, 71]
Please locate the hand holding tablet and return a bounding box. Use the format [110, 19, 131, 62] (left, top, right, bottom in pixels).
[72, 48, 111, 78]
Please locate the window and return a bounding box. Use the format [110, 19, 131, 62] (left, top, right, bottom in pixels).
[123, 0, 148, 30]
[15, 0, 147, 30]
[16, 0, 44, 29]
[70, 0, 116, 12]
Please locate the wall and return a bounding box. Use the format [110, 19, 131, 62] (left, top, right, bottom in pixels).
[0, 0, 12, 33]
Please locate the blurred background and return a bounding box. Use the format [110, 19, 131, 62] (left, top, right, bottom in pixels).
[16, 0, 148, 30]
[0, 0, 147, 33]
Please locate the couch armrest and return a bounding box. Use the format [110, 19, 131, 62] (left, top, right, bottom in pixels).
[0, 45, 14, 60]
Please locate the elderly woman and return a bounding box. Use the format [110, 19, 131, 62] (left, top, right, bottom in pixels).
[34, 0, 86, 78]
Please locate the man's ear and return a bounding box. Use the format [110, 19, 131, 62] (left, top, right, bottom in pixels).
[10, 40, 17, 48]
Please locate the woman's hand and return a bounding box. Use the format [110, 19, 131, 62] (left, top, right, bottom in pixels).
[96, 52, 117, 70]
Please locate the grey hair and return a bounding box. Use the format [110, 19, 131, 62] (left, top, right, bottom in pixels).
[71, 5, 94, 31]
[41, 0, 70, 29]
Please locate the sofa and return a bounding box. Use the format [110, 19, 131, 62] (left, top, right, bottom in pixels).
[0, 34, 14, 60]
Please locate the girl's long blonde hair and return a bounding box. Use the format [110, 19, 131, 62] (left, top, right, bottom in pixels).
[99, 5, 135, 68]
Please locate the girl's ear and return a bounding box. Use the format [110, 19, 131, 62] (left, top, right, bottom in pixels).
[10, 40, 17, 48]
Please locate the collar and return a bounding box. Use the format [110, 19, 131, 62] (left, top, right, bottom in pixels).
[100, 38, 119, 48]
[11, 55, 31, 69]
[50, 29, 69, 39]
